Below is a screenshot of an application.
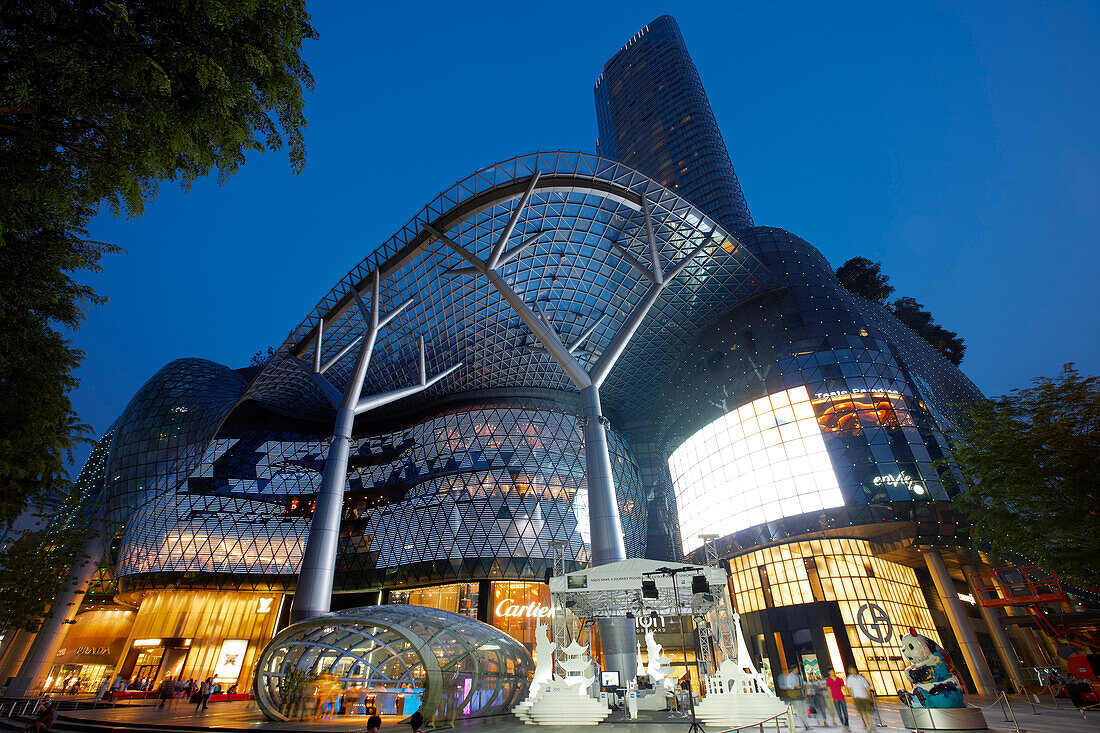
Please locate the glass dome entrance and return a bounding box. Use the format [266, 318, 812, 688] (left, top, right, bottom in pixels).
[254, 605, 532, 722]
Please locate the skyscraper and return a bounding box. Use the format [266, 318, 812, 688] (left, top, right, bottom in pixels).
[594, 15, 753, 231]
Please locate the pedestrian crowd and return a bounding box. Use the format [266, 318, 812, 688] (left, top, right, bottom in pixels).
[777, 662, 878, 731]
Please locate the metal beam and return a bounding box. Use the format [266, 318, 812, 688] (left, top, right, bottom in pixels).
[488, 172, 541, 269]
[590, 230, 714, 388]
[290, 269, 459, 624]
[312, 318, 323, 374]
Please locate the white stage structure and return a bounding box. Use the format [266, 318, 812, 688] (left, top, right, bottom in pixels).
[511, 558, 792, 728]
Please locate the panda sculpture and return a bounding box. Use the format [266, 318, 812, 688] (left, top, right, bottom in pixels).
[897, 628, 966, 709]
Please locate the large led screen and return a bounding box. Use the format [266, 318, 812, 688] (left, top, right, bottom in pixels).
[669, 385, 844, 553]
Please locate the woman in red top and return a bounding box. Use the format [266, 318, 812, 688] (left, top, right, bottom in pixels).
[825, 669, 850, 731]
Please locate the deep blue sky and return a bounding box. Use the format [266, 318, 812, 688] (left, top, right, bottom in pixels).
[70, 1, 1100, 471]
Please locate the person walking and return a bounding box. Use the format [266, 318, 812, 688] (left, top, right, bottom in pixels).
[158, 677, 175, 709]
[807, 672, 832, 726]
[408, 710, 424, 733]
[826, 668, 850, 731]
[779, 664, 812, 729]
[366, 714, 382, 733]
[194, 678, 213, 713]
[846, 666, 875, 729]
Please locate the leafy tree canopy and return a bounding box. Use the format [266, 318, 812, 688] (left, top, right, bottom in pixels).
[0, 491, 98, 632]
[951, 365, 1100, 586]
[0, 0, 316, 524]
[889, 296, 966, 366]
[836, 256, 895, 303]
[835, 257, 966, 365]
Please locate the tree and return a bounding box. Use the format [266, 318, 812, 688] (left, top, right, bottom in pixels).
[889, 296, 966, 366]
[250, 346, 277, 367]
[0, 1, 317, 524]
[835, 257, 966, 365]
[951, 365, 1100, 586]
[0, 492, 96, 632]
[836, 256, 895, 303]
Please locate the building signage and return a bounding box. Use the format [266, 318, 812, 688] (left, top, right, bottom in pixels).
[872, 471, 926, 496]
[494, 598, 671, 630]
[813, 388, 901, 400]
[957, 592, 976, 605]
[856, 602, 894, 644]
[76, 646, 111, 656]
[495, 599, 553, 619]
[213, 639, 248, 682]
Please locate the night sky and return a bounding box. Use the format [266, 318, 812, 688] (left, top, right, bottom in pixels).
[68, 1, 1100, 471]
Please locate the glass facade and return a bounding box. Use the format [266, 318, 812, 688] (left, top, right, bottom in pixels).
[254, 605, 531, 722]
[113, 401, 645, 589]
[595, 15, 753, 232]
[730, 539, 940, 695]
[54, 132, 1000, 705]
[669, 385, 844, 554]
[656, 227, 983, 554]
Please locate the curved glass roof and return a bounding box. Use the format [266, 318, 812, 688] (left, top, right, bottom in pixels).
[254, 604, 531, 722]
[244, 152, 780, 424]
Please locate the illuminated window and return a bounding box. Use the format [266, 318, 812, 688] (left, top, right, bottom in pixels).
[728, 539, 940, 693]
[490, 581, 551, 648]
[668, 385, 844, 553]
[811, 391, 916, 435]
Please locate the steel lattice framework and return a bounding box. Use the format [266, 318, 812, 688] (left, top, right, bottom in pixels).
[245, 152, 779, 426]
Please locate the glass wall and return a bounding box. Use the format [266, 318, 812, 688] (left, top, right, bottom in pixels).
[254, 605, 531, 722]
[729, 538, 939, 694]
[389, 583, 479, 618]
[489, 582, 552, 648]
[669, 385, 844, 554]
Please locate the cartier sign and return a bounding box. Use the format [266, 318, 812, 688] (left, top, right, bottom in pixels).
[495, 599, 553, 619]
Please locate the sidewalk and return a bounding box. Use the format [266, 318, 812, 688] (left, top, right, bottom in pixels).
[55, 696, 1097, 733]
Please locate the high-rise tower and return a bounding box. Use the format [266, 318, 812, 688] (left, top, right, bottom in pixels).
[595, 15, 753, 231]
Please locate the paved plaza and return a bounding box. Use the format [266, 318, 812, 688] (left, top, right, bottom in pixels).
[45, 696, 1097, 733]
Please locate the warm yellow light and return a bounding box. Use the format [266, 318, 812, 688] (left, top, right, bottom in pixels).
[824, 628, 846, 675]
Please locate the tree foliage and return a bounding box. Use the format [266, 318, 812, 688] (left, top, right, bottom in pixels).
[0, 495, 95, 632]
[889, 296, 966, 366]
[0, 0, 316, 524]
[951, 365, 1100, 586]
[835, 256, 966, 365]
[836, 256, 895, 304]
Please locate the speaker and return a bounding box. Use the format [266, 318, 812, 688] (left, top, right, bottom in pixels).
[691, 575, 710, 595]
[642, 579, 659, 599]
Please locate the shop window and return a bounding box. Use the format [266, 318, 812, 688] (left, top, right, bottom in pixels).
[489, 581, 551, 649]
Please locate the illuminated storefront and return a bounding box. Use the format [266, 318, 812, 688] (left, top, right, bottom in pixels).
[44, 608, 134, 693]
[729, 538, 940, 694]
[389, 581, 553, 650]
[115, 591, 282, 689]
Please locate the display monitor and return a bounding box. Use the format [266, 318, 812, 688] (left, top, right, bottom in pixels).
[668, 385, 844, 553]
[600, 671, 621, 689]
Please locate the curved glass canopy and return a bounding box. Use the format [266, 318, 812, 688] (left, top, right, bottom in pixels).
[254, 605, 532, 722]
[245, 152, 779, 424]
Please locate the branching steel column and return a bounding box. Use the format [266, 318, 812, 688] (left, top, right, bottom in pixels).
[426, 176, 721, 683]
[290, 270, 461, 623]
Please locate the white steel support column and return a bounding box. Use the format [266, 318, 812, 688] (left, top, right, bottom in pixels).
[6, 523, 106, 697]
[290, 271, 460, 624]
[923, 549, 996, 696]
[427, 179, 721, 686]
[429, 178, 721, 686]
[580, 386, 625, 565]
[964, 565, 1024, 692]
